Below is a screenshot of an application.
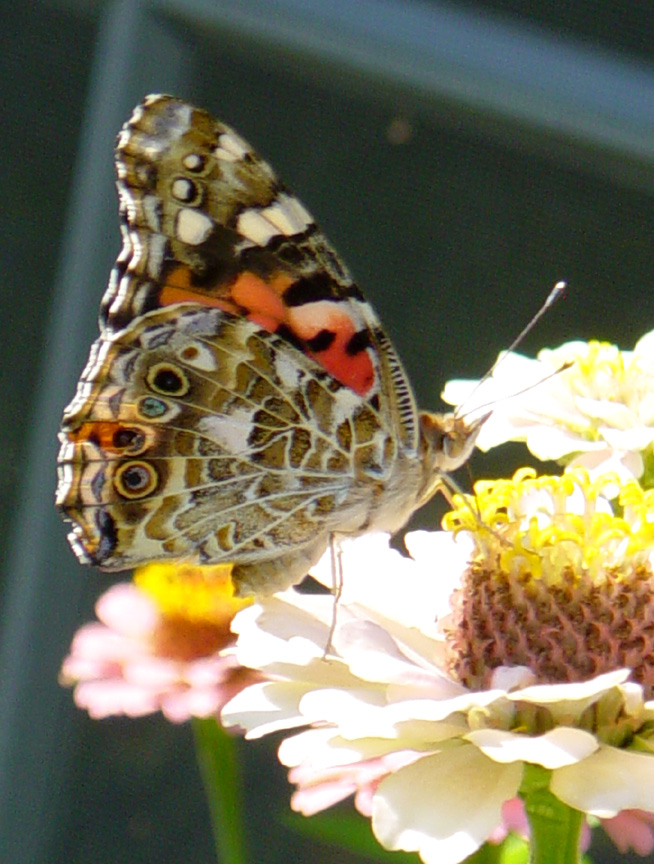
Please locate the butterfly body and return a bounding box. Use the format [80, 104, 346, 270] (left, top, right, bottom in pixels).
[57, 95, 482, 595]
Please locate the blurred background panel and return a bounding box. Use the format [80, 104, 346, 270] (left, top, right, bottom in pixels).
[1, 1, 653, 862]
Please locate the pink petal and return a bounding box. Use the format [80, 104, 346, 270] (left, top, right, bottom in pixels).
[124, 657, 179, 688]
[68, 623, 135, 663]
[74, 680, 160, 718]
[291, 781, 358, 816]
[161, 688, 222, 723]
[185, 655, 235, 687]
[603, 810, 654, 855]
[354, 784, 375, 817]
[96, 584, 159, 636]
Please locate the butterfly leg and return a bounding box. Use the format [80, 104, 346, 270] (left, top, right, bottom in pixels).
[323, 534, 343, 659]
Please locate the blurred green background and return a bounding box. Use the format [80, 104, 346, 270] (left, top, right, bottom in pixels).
[2, 1, 654, 862]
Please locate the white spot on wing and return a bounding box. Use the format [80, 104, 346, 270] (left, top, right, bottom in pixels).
[199, 410, 252, 453]
[261, 194, 313, 236]
[166, 102, 193, 136]
[177, 342, 217, 372]
[237, 209, 279, 245]
[171, 178, 194, 201]
[214, 147, 239, 163]
[146, 233, 166, 279]
[274, 352, 301, 390]
[55, 456, 74, 500]
[284, 194, 313, 229]
[214, 131, 249, 161]
[176, 208, 213, 245]
[332, 386, 364, 426]
[126, 229, 145, 267]
[182, 153, 203, 171]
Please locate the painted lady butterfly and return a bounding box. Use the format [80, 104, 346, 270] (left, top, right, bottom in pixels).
[56, 95, 484, 596]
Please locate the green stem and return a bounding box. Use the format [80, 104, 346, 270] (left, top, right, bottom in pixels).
[519, 764, 584, 864]
[192, 717, 248, 864]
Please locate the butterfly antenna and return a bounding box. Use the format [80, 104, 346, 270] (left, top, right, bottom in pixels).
[459, 281, 567, 412]
[458, 359, 575, 421]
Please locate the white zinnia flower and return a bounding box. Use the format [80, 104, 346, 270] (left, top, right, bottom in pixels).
[222, 474, 654, 864]
[442, 331, 654, 481]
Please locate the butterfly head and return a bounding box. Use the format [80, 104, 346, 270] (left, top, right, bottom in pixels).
[418, 410, 489, 474]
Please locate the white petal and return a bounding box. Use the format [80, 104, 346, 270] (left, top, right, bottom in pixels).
[315, 533, 456, 631]
[509, 669, 630, 707]
[279, 727, 405, 770]
[333, 619, 440, 685]
[466, 727, 598, 768]
[552, 747, 654, 817]
[278, 727, 352, 768]
[489, 666, 536, 690]
[600, 425, 654, 450]
[633, 328, 654, 359]
[231, 598, 332, 670]
[575, 398, 636, 429]
[221, 682, 309, 738]
[404, 530, 473, 620]
[373, 746, 522, 864]
[332, 617, 464, 698]
[523, 426, 596, 459]
[310, 533, 400, 601]
[440, 379, 481, 408]
[442, 353, 543, 410]
[298, 689, 490, 741]
[568, 449, 644, 482]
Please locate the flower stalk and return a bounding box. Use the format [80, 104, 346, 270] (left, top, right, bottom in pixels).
[519, 765, 583, 864]
[192, 717, 247, 864]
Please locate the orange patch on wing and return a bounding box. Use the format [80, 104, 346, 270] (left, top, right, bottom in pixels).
[159, 284, 238, 313]
[160, 267, 375, 396]
[160, 265, 239, 313]
[68, 421, 127, 453]
[316, 333, 374, 395]
[231, 272, 292, 323]
[313, 331, 374, 395]
[288, 303, 375, 396]
[159, 267, 295, 326]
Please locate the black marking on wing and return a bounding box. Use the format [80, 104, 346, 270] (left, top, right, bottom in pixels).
[305, 329, 336, 352]
[345, 329, 371, 356]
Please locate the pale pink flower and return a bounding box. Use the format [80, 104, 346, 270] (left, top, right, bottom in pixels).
[61, 578, 257, 723]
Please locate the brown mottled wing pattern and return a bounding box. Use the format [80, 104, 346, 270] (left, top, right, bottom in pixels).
[102, 96, 354, 333]
[57, 95, 441, 595]
[58, 305, 429, 594]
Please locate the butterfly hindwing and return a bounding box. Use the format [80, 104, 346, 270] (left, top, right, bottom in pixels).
[58, 302, 428, 593]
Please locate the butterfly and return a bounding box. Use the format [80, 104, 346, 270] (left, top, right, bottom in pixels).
[56, 95, 485, 596]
